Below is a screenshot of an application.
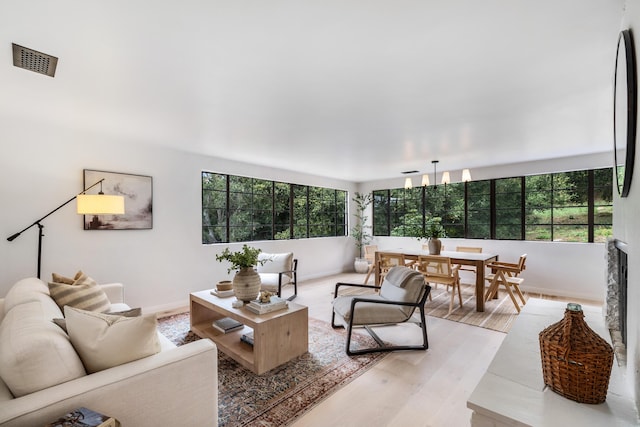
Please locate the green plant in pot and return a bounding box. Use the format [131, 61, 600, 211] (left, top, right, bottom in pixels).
[351, 192, 373, 273]
[216, 244, 267, 302]
[416, 217, 446, 255]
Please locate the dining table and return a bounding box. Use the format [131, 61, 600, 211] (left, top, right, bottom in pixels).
[375, 249, 499, 312]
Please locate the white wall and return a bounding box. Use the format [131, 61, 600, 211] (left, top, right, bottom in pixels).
[616, 0, 640, 412]
[0, 116, 356, 312]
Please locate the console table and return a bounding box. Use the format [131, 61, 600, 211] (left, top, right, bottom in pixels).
[467, 298, 638, 426]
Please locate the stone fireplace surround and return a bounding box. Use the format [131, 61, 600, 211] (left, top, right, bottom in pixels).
[606, 238, 628, 365]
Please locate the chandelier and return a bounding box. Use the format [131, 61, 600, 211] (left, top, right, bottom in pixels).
[404, 160, 471, 189]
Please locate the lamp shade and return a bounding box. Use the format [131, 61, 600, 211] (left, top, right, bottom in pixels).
[441, 171, 451, 185]
[404, 177, 413, 189]
[77, 194, 125, 215]
[421, 174, 430, 186]
[462, 169, 472, 182]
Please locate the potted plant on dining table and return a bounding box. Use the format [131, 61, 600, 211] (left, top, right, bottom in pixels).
[416, 217, 447, 255]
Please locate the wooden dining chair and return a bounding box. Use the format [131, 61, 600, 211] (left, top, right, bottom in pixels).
[376, 252, 407, 283]
[455, 246, 483, 293]
[415, 255, 462, 314]
[484, 254, 527, 313]
[362, 244, 378, 284]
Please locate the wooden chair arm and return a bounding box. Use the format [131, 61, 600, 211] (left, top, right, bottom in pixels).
[486, 263, 521, 274]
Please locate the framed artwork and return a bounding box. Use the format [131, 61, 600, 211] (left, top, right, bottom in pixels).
[83, 169, 153, 230]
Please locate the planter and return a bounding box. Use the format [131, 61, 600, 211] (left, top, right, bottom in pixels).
[427, 237, 442, 255]
[354, 257, 369, 274]
[232, 267, 261, 302]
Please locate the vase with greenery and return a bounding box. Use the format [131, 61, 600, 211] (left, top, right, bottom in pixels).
[215, 244, 267, 302]
[416, 217, 446, 255]
[351, 192, 373, 273]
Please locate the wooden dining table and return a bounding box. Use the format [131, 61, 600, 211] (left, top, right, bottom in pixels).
[375, 249, 499, 312]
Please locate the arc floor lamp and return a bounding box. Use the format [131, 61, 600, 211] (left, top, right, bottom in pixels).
[6, 179, 125, 279]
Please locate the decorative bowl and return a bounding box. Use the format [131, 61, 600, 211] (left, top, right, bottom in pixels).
[216, 280, 232, 291]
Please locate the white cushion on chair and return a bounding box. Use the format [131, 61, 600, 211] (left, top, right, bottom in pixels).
[333, 295, 410, 325]
[257, 252, 293, 275]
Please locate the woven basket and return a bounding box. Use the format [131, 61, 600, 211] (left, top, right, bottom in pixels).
[539, 303, 613, 404]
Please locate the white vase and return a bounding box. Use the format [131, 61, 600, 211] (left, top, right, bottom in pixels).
[232, 267, 261, 302]
[428, 238, 442, 255]
[354, 257, 369, 274]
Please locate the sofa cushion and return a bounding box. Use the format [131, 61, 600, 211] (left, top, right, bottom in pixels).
[48, 271, 111, 313]
[0, 300, 86, 397]
[3, 278, 51, 313]
[65, 306, 161, 373]
[53, 307, 142, 333]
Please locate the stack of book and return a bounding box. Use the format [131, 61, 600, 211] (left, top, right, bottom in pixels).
[240, 331, 254, 346]
[212, 317, 243, 333]
[45, 407, 118, 427]
[245, 296, 287, 314]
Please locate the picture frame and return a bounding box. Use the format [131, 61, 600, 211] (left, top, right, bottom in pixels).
[83, 169, 153, 230]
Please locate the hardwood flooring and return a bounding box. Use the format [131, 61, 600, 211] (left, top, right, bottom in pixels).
[289, 273, 506, 427]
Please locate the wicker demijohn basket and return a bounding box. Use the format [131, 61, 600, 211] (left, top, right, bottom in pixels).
[538, 303, 614, 404]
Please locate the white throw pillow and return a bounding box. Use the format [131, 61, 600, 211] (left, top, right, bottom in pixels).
[64, 306, 160, 373]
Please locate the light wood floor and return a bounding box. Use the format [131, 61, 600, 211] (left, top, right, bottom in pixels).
[288, 272, 507, 427]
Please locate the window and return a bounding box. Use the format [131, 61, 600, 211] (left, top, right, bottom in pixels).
[202, 172, 347, 244]
[495, 177, 523, 240]
[373, 167, 613, 243]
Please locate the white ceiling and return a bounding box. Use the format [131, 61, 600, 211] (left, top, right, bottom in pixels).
[0, 0, 624, 182]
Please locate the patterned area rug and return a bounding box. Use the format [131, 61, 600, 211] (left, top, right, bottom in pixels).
[424, 283, 526, 333]
[157, 313, 387, 427]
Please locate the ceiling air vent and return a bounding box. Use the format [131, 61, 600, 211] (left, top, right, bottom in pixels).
[12, 43, 58, 77]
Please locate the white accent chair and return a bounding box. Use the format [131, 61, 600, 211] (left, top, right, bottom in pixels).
[257, 252, 298, 300]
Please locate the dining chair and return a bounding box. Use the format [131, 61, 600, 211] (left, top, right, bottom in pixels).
[415, 255, 462, 314]
[376, 252, 407, 283]
[363, 244, 378, 284]
[455, 246, 483, 294]
[484, 254, 527, 313]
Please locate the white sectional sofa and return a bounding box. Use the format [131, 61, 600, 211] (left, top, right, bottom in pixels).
[0, 277, 218, 427]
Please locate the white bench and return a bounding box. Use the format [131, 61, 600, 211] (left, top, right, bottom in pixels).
[467, 298, 638, 426]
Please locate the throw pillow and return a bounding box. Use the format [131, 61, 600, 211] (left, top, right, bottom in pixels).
[108, 307, 142, 317]
[48, 271, 111, 313]
[51, 272, 75, 285]
[64, 306, 160, 373]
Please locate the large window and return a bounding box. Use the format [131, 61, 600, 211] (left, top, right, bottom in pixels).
[202, 172, 347, 244]
[373, 167, 613, 243]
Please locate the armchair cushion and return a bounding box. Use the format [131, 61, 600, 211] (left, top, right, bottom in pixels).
[379, 266, 428, 318]
[332, 294, 411, 325]
[257, 252, 293, 276]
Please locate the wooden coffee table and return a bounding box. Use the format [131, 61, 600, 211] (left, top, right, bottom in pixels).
[190, 290, 308, 374]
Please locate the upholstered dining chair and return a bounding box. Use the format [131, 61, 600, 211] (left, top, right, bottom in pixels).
[331, 266, 431, 355]
[484, 254, 527, 313]
[415, 255, 462, 314]
[363, 244, 378, 284]
[256, 252, 298, 300]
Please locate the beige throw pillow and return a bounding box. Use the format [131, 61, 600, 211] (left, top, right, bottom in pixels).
[64, 306, 160, 373]
[48, 271, 111, 313]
